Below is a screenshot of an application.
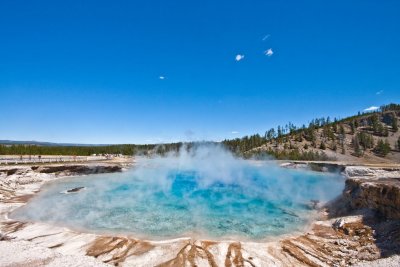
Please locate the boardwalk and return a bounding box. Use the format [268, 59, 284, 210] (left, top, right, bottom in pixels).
[0, 155, 110, 165]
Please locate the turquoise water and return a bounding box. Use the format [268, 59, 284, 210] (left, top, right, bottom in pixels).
[12, 158, 344, 240]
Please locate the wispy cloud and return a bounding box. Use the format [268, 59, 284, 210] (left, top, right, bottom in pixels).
[264, 48, 273, 57]
[376, 90, 384, 95]
[231, 131, 239, 134]
[364, 106, 379, 112]
[159, 76, 165, 80]
[235, 54, 245, 61]
[262, 34, 270, 41]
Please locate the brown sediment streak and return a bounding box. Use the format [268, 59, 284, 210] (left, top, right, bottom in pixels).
[158, 241, 218, 267]
[1, 221, 27, 233]
[103, 240, 136, 265]
[130, 241, 154, 256]
[293, 236, 333, 263]
[87, 237, 127, 257]
[266, 246, 294, 267]
[310, 224, 337, 239]
[285, 236, 334, 266]
[27, 232, 64, 241]
[48, 243, 64, 249]
[281, 240, 320, 267]
[225, 242, 241, 267]
[86, 236, 154, 266]
[157, 243, 191, 267]
[196, 244, 218, 267]
[201, 240, 218, 248]
[0, 188, 16, 199]
[225, 242, 245, 267]
[243, 259, 256, 267]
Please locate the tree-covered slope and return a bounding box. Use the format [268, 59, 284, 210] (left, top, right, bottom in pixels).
[222, 103, 400, 162]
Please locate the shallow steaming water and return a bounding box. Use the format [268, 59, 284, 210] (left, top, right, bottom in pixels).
[12, 156, 344, 240]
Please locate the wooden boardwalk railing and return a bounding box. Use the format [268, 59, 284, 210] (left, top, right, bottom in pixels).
[0, 156, 110, 165]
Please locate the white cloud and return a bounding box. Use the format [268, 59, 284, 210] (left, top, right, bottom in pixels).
[159, 76, 165, 80]
[364, 106, 379, 112]
[231, 131, 239, 134]
[235, 54, 245, 61]
[262, 34, 270, 41]
[264, 48, 273, 57]
[376, 90, 384, 95]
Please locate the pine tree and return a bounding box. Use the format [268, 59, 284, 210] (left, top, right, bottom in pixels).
[383, 126, 389, 137]
[393, 118, 398, 132]
[357, 132, 374, 149]
[332, 142, 337, 151]
[296, 132, 303, 142]
[352, 136, 363, 157]
[371, 114, 380, 133]
[350, 121, 355, 134]
[397, 137, 400, 151]
[377, 123, 384, 136]
[339, 124, 345, 135]
[277, 126, 283, 138]
[319, 142, 326, 150]
[374, 139, 391, 157]
[333, 123, 338, 133]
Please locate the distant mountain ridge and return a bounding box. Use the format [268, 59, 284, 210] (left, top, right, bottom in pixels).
[0, 140, 110, 147]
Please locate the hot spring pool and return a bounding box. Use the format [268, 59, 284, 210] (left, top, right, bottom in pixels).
[12, 150, 344, 240]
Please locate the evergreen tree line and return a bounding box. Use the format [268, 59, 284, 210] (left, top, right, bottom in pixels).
[0, 143, 184, 156]
[246, 149, 331, 161]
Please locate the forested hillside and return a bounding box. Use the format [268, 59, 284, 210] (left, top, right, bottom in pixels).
[222, 103, 400, 162]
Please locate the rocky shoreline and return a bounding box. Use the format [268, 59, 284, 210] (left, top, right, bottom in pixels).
[1, 161, 400, 266]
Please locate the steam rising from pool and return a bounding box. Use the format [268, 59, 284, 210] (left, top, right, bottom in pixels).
[12, 145, 344, 240]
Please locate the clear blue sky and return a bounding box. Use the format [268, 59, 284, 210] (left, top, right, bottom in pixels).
[1, 0, 399, 144]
